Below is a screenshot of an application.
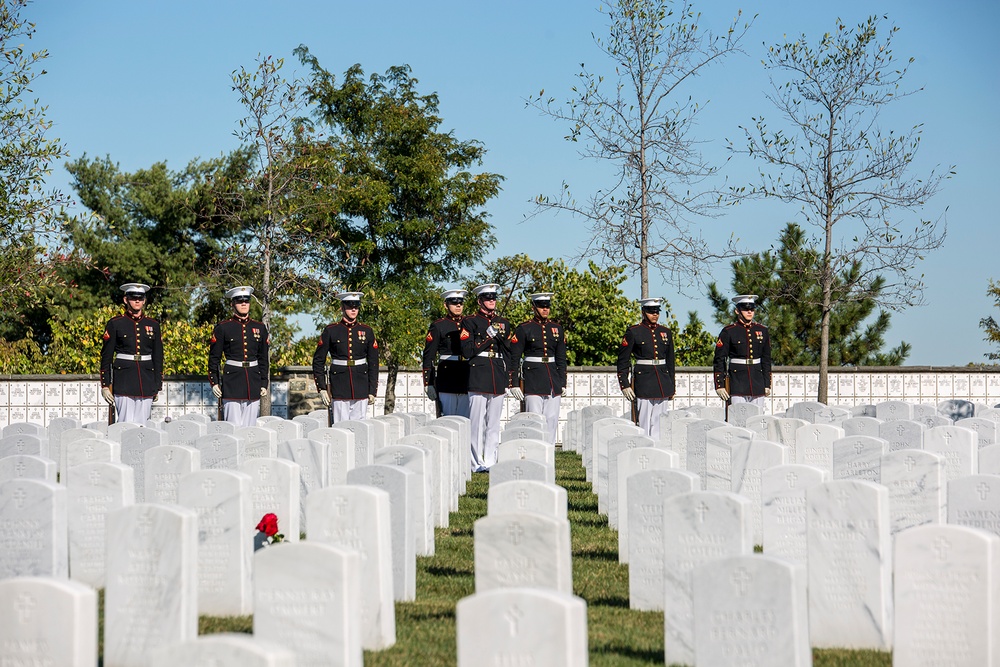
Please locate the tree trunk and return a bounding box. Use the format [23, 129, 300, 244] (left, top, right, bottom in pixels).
[383, 350, 398, 415]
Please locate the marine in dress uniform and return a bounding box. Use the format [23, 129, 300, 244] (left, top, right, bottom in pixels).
[713, 294, 772, 409]
[460, 283, 514, 472]
[616, 297, 676, 440]
[208, 286, 270, 427]
[510, 292, 567, 445]
[312, 292, 379, 424]
[422, 288, 471, 418]
[99, 283, 163, 424]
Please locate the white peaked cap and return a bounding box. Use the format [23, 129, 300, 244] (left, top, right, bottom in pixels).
[731, 294, 759, 306]
[441, 289, 468, 300]
[639, 298, 662, 308]
[120, 283, 150, 295]
[529, 292, 554, 302]
[472, 284, 501, 297]
[335, 292, 364, 302]
[225, 285, 254, 300]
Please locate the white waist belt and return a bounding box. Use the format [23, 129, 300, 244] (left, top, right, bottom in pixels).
[438, 355, 463, 361]
[116, 353, 152, 362]
[635, 359, 666, 366]
[475, 351, 500, 358]
[729, 358, 761, 365]
[524, 356, 554, 363]
[225, 360, 259, 367]
[331, 359, 366, 366]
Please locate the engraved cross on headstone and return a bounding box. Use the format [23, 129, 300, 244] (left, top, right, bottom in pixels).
[13, 461, 26, 477]
[977, 482, 991, 501]
[853, 442, 864, 455]
[516, 489, 529, 509]
[334, 495, 349, 516]
[904, 456, 916, 472]
[724, 431, 734, 445]
[504, 605, 523, 637]
[84, 443, 95, 459]
[14, 438, 25, 454]
[89, 469, 101, 485]
[932, 537, 951, 562]
[835, 489, 850, 508]
[785, 471, 798, 489]
[258, 464, 269, 481]
[15, 593, 34, 623]
[638, 454, 650, 470]
[393, 451, 405, 466]
[202, 478, 216, 496]
[369, 471, 385, 487]
[512, 466, 524, 480]
[653, 476, 667, 495]
[136, 510, 154, 537]
[12, 487, 27, 509]
[730, 567, 752, 596]
[517, 445, 527, 459]
[507, 522, 524, 546]
[696, 502, 709, 523]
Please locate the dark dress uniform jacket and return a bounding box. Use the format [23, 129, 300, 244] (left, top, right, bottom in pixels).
[312, 320, 380, 400]
[460, 310, 513, 395]
[511, 317, 567, 396]
[100, 312, 163, 398]
[616, 321, 676, 399]
[422, 315, 469, 394]
[208, 317, 270, 400]
[713, 321, 772, 397]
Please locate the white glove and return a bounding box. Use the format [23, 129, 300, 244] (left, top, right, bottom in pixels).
[509, 387, 524, 401]
[319, 391, 331, 407]
[486, 325, 498, 338]
[622, 387, 636, 402]
[212, 384, 223, 399]
[101, 386, 114, 405]
[425, 385, 437, 401]
[716, 387, 730, 401]
[260, 387, 268, 398]
[765, 387, 771, 397]
[368, 394, 376, 405]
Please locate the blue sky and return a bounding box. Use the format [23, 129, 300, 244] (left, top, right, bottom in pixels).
[28, 0, 1000, 365]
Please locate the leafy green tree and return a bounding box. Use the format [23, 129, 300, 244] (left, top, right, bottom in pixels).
[0, 0, 71, 336]
[981, 279, 1000, 362]
[296, 50, 503, 411]
[732, 16, 945, 400]
[56, 154, 238, 327]
[708, 223, 910, 367]
[528, 0, 751, 296]
[474, 255, 714, 366]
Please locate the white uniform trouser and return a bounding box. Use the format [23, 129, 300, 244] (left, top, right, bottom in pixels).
[332, 399, 367, 424]
[524, 393, 561, 445]
[469, 392, 504, 471]
[114, 396, 152, 425]
[223, 399, 260, 427]
[637, 397, 671, 441]
[439, 392, 470, 418]
[731, 395, 768, 410]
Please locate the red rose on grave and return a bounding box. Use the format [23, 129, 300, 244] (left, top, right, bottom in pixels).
[256, 513, 280, 537]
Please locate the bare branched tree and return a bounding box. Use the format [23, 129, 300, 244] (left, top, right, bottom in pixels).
[528, 0, 753, 296]
[733, 16, 950, 402]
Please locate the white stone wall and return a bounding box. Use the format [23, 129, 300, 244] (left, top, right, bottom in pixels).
[2, 368, 998, 432]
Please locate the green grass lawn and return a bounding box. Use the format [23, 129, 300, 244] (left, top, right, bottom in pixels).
[145, 449, 892, 665]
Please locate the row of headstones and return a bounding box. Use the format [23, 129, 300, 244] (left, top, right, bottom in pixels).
[0, 413, 572, 666]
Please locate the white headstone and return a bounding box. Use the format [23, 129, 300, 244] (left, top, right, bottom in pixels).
[144, 444, 201, 505]
[488, 479, 568, 520]
[262, 418, 303, 443]
[334, 420, 375, 467]
[149, 634, 295, 667]
[306, 485, 396, 650]
[0, 454, 56, 483]
[662, 491, 754, 666]
[399, 432, 449, 526]
[726, 402, 762, 427]
[947, 474, 1000, 539]
[489, 459, 554, 486]
[882, 449, 946, 535]
[617, 447, 683, 563]
[0, 433, 45, 459]
[194, 433, 245, 470]
[806, 480, 892, 650]
[104, 504, 199, 666]
[893, 524, 1000, 666]
[164, 418, 207, 446]
[65, 437, 120, 470]
[925, 425, 978, 481]
[120, 426, 169, 503]
[497, 438, 554, 467]
[0, 577, 97, 667]
[832, 435, 888, 483]
[253, 542, 362, 667]
[456, 588, 588, 667]
[500, 424, 546, 443]
[0, 478, 67, 579]
[761, 464, 828, 565]
[980, 444, 1000, 475]
[347, 464, 417, 601]
[240, 457, 300, 543]
[794, 423, 844, 473]
[67, 461, 135, 587]
[625, 468, 699, 610]
[178, 469, 253, 615]
[606, 433, 657, 528]
[309, 426, 356, 487]
[374, 444, 435, 556]
[278, 438, 330, 532]
[236, 426, 278, 460]
[474, 512, 573, 594]
[878, 419, 925, 452]
[876, 400, 914, 422]
[842, 416, 882, 438]
[956, 417, 999, 449]
[693, 555, 810, 667]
